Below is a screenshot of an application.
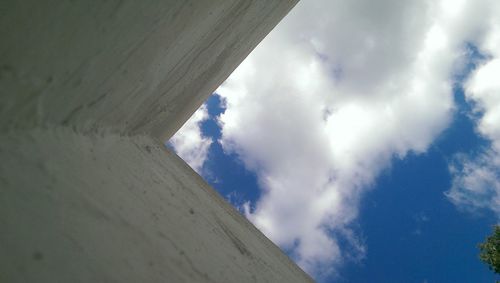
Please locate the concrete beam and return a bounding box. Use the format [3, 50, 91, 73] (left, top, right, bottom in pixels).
[0, 128, 311, 282]
[0, 0, 311, 282]
[0, 0, 296, 140]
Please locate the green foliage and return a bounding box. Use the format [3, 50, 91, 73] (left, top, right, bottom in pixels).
[479, 225, 500, 274]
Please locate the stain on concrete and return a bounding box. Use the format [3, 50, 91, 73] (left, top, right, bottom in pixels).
[32, 251, 43, 261]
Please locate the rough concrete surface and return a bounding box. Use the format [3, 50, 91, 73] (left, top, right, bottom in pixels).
[0, 0, 296, 140]
[0, 128, 311, 282]
[0, 0, 311, 282]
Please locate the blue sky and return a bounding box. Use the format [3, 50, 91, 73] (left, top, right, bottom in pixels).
[169, 0, 500, 281]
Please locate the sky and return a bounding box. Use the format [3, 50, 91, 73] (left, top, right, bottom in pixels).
[168, 0, 500, 281]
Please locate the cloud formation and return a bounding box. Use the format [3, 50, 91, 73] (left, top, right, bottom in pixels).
[214, 0, 500, 277]
[170, 105, 212, 173]
[446, 5, 500, 217]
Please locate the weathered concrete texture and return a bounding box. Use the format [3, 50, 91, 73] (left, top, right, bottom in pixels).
[0, 0, 310, 282]
[0, 0, 295, 140]
[0, 128, 311, 282]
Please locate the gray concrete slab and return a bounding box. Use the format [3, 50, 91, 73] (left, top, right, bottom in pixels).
[0, 0, 296, 140]
[0, 0, 311, 282]
[0, 128, 311, 282]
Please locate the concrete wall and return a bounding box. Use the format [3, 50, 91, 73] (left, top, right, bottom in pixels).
[0, 0, 295, 140]
[0, 128, 310, 282]
[0, 1, 312, 282]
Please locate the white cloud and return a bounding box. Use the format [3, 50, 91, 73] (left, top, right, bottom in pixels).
[169, 105, 212, 173]
[446, 8, 500, 218]
[447, 150, 500, 216]
[215, 0, 477, 276]
[212, 0, 500, 277]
